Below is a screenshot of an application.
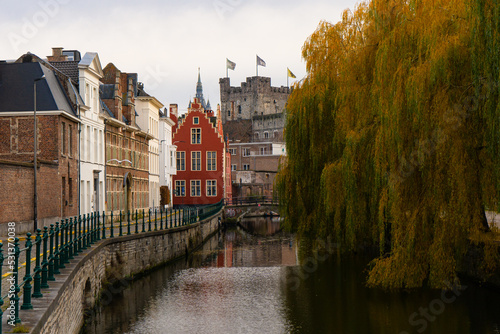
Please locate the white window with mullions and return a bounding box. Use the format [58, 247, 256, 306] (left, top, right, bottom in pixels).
[176, 151, 185, 171]
[191, 180, 201, 197]
[207, 180, 217, 197]
[207, 151, 216, 171]
[191, 128, 201, 144]
[175, 180, 185, 197]
[191, 151, 201, 171]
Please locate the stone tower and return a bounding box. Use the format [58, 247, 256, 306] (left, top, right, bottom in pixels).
[219, 76, 290, 142]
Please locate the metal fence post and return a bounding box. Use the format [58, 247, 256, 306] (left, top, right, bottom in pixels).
[119, 211, 123, 236]
[48, 224, 55, 281]
[63, 218, 70, 264]
[12, 238, 21, 323]
[90, 213, 95, 244]
[110, 211, 114, 238]
[170, 206, 173, 228]
[68, 217, 74, 260]
[155, 208, 158, 231]
[32, 229, 43, 298]
[59, 222, 66, 268]
[21, 233, 33, 310]
[97, 211, 101, 241]
[102, 211, 106, 239]
[127, 210, 131, 235]
[78, 215, 82, 252]
[142, 209, 145, 232]
[41, 226, 49, 289]
[148, 209, 152, 232]
[160, 207, 163, 230]
[81, 215, 87, 251]
[86, 213, 91, 248]
[54, 222, 61, 273]
[135, 210, 139, 234]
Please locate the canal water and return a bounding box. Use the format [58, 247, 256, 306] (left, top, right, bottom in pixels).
[82, 217, 500, 334]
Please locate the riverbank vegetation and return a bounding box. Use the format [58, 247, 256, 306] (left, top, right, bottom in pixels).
[277, 0, 500, 289]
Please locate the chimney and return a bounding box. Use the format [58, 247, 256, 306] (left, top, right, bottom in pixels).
[127, 77, 136, 125]
[47, 47, 68, 62]
[114, 71, 123, 122]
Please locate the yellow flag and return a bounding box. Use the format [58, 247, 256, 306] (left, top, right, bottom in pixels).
[287, 68, 296, 78]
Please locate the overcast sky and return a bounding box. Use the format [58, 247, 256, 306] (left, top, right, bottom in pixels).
[1, 0, 360, 114]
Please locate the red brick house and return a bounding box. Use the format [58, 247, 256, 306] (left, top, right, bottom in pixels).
[172, 98, 228, 206]
[0, 57, 80, 233]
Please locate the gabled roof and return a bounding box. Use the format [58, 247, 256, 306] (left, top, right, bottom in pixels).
[79, 52, 103, 78]
[0, 62, 76, 116]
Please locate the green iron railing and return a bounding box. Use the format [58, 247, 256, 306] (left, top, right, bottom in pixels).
[0, 200, 223, 331]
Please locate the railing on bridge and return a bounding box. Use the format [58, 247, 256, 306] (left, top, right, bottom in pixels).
[0, 199, 224, 332]
[224, 196, 279, 206]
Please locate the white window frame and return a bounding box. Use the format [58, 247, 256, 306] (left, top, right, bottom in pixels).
[206, 180, 217, 197]
[191, 180, 201, 197]
[191, 151, 201, 171]
[175, 180, 185, 197]
[207, 151, 216, 171]
[191, 128, 201, 144]
[176, 151, 185, 171]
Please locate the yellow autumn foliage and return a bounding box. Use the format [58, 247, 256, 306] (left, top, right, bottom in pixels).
[277, 0, 500, 288]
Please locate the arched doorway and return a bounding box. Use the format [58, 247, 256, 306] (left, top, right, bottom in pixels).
[123, 173, 133, 213]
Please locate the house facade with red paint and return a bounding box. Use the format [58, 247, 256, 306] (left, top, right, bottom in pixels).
[172, 98, 227, 206]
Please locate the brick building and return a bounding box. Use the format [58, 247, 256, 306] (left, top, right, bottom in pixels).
[172, 98, 228, 206]
[0, 58, 80, 233]
[100, 63, 151, 215]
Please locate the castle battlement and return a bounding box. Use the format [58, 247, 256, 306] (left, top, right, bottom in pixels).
[219, 76, 290, 143]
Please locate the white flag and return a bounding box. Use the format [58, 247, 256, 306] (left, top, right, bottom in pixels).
[257, 55, 266, 67]
[226, 58, 236, 70]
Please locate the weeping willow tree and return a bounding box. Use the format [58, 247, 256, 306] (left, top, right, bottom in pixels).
[277, 0, 500, 288]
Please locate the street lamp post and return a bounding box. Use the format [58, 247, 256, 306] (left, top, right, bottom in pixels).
[34, 75, 45, 232]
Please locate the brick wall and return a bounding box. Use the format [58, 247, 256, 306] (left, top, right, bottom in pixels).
[0, 114, 79, 232]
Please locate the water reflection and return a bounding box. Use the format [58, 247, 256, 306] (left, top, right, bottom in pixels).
[123, 226, 297, 334]
[283, 251, 500, 334]
[82, 219, 500, 334]
[238, 216, 282, 236]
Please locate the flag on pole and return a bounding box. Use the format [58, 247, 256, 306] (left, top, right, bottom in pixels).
[287, 68, 296, 78]
[257, 55, 266, 67]
[226, 58, 236, 71]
